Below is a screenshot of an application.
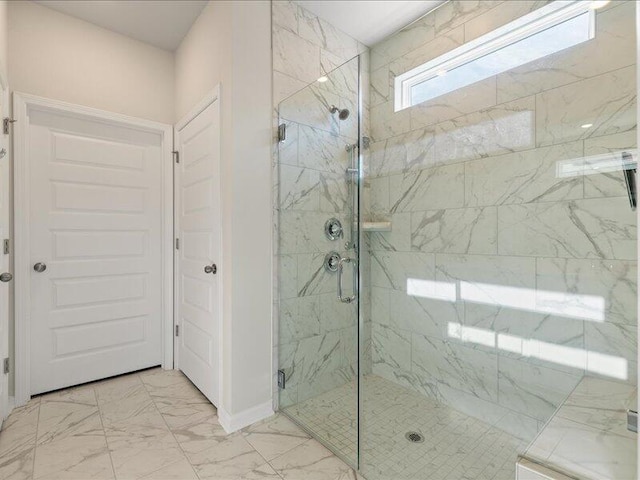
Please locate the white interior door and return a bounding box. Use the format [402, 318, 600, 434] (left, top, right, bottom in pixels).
[175, 94, 221, 406]
[0, 86, 9, 423]
[21, 97, 167, 395]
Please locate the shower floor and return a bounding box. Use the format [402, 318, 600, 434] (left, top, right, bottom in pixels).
[283, 375, 528, 480]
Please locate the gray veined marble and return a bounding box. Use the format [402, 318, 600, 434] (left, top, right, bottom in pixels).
[297, 124, 346, 173]
[298, 6, 359, 63]
[498, 198, 637, 260]
[497, 356, 582, 422]
[388, 163, 464, 212]
[273, 24, 320, 85]
[536, 65, 637, 147]
[280, 87, 340, 136]
[536, 257, 637, 326]
[279, 164, 320, 211]
[411, 206, 497, 255]
[434, 96, 536, 163]
[464, 141, 584, 207]
[412, 333, 499, 402]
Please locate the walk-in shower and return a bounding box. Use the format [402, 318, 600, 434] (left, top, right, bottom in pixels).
[275, 1, 637, 478]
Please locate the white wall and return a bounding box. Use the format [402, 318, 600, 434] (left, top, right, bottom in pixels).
[174, 1, 231, 122]
[0, 0, 7, 85]
[8, 1, 174, 124]
[175, 0, 273, 428]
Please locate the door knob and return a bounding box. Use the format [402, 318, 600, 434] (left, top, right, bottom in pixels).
[33, 262, 47, 273]
[0, 272, 12, 282]
[204, 264, 217, 275]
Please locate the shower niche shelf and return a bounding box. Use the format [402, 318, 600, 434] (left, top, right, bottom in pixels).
[362, 221, 391, 232]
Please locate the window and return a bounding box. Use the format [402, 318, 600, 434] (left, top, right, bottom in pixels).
[394, 1, 599, 111]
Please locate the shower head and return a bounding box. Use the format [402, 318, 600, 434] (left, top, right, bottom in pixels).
[330, 105, 350, 120]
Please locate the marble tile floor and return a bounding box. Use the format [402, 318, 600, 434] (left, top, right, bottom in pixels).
[285, 375, 528, 480]
[0, 368, 356, 480]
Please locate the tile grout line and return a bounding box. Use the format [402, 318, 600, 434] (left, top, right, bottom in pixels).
[138, 371, 202, 480]
[30, 399, 42, 480]
[93, 384, 118, 480]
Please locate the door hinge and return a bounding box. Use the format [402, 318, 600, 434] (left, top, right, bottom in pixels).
[3, 358, 9, 374]
[172, 150, 180, 164]
[277, 369, 286, 389]
[3, 118, 15, 135]
[175, 238, 179, 250]
[175, 325, 179, 337]
[277, 123, 286, 143]
[2, 239, 8, 255]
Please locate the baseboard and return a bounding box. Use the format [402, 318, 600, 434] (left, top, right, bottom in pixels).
[218, 400, 274, 433]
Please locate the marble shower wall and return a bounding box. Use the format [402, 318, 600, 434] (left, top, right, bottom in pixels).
[366, 0, 638, 441]
[272, 1, 369, 408]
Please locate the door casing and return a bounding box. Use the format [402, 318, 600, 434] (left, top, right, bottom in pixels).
[12, 92, 174, 406]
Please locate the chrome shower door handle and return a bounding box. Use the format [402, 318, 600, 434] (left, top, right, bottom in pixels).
[337, 257, 357, 304]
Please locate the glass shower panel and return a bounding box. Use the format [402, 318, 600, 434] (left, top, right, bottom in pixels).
[362, 1, 637, 479]
[276, 56, 361, 468]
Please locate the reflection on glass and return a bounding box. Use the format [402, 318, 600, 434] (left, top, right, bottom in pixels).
[448, 322, 628, 380]
[408, 278, 605, 322]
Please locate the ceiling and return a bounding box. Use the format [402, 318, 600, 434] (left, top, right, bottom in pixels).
[35, 1, 208, 51]
[299, 1, 447, 46]
[35, 0, 445, 51]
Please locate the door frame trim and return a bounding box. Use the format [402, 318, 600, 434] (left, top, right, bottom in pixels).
[173, 85, 223, 404]
[13, 92, 174, 406]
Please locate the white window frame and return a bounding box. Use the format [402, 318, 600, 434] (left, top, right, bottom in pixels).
[394, 0, 597, 112]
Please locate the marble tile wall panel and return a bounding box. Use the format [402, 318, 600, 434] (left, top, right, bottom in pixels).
[273, 25, 320, 85]
[434, 96, 536, 163]
[497, 198, 637, 260]
[535, 66, 636, 147]
[464, 141, 584, 207]
[497, 356, 582, 423]
[410, 207, 497, 255]
[412, 333, 499, 402]
[536, 258, 637, 326]
[388, 163, 464, 212]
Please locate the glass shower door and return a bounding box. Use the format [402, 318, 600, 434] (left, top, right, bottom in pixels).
[361, 1, 637, 479]
[276, 55, 361, 468]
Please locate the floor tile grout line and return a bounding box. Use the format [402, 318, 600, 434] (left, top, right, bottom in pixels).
[94, 383, 119, 480]
[241, 424, 287, 479]
[139, 371, 202, 480]
[30, 399, 42, 479]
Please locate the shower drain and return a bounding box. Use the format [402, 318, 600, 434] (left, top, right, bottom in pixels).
[405, 431, 424, 443]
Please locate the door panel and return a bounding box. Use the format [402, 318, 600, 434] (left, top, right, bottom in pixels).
[27, 105, 164, 395]
[175, 98, 221, 406]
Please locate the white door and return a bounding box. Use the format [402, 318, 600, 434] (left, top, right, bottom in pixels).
[175, 95, 221, 406]
[0, 86, 9, 423]
[23, 98, 166, 395]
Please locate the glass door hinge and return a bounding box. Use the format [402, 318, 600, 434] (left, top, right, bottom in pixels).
[172, 150, 179, 163]
[3, 357, 9, 374]
[175, 325, 179, 337]
[278, 124, 286, 143]
[277, 369, 286, 389]
[3, 239, 8, 255]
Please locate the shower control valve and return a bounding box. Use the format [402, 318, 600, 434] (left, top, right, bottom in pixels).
[324, 218, 343, 241]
